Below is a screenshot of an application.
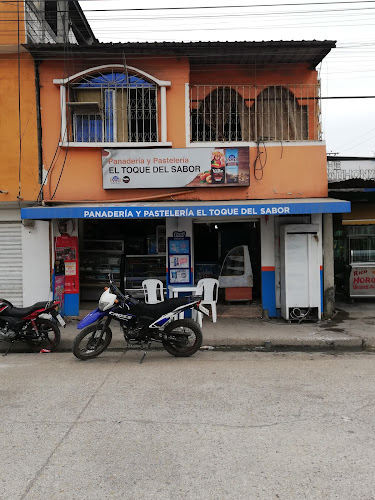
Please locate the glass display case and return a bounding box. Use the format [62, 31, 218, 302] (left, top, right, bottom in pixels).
[80, 240, 124, 300]
[125, 255, 166, 294]
[219, 245, 253, 301]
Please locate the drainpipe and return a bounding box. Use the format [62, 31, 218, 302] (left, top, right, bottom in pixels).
[34, 58, 43, 197]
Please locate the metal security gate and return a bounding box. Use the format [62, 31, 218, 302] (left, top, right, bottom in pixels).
[0, 223, 23, 306]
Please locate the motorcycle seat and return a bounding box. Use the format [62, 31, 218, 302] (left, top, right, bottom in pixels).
[131, 296, 195, 320]
[7, 301, 49, 318]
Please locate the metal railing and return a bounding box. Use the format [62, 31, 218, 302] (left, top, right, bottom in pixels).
[190, 84, 321, 143]
[68, 76, 159, 143]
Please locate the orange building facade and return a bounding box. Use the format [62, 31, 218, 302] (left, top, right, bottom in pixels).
[0, 1, 94, 306]
[21, 41, 350, 318]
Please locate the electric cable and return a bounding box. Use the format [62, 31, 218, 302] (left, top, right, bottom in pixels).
[3, 0, 375, 11]
[16, 0, 21, 201]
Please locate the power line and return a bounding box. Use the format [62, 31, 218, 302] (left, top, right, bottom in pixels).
[3, 0, 375, 13]
[2, 0, 375, 10]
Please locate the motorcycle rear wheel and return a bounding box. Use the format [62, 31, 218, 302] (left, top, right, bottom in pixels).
[28, 318, 61, 352]
[162, 319, 202, 357]
[73, 323, 112, 360]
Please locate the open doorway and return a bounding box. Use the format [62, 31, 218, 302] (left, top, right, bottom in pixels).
[193, 221, 261, 302]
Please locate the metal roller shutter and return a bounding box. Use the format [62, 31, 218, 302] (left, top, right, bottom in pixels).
[0, 223, 23, 306]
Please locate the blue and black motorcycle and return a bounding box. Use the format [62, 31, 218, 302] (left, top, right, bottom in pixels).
[72, 277, 208, 362]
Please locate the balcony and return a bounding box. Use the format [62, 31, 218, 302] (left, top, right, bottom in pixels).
[189, 84, 321, 144]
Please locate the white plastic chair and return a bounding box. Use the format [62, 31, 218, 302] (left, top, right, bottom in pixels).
[142, 279, 165, 304]
[194, 278, 219, 326]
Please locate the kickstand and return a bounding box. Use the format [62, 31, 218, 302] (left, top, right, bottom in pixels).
[139, 341, 152, 364]
[2, 342, 14, 356]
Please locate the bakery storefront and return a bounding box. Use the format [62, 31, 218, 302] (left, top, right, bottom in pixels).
[21, 198, 350, 320]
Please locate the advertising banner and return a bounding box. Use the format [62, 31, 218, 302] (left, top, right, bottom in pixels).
[55, 235, 79, 294]
[350, 266, 375, 297]
[168, 232, 192, 285]
[328, 159, 375, 183]
[102, 147, 250, 189]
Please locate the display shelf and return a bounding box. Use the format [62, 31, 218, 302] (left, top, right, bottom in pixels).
[80, 250, 123, 254]
[81, 281, 121, 287]
[126, 254, 166, 258]
[82, 239, 124, 252]
[79, 240, 124, 300]
[125, 255, 166, 291]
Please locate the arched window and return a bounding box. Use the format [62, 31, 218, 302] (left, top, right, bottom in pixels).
[191, 88, 249, 142]
[70, 70, 157, 143]
[54, 65, 171, 146]
[190, 84, 312, 143]
[252, 86, 308, 141]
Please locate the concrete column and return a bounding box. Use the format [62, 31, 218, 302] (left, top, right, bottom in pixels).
[57, 1, 68, 43]
[260, 215, 276, 318]
[323, 213, 335, 318]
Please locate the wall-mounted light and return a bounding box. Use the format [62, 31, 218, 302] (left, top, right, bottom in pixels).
[0, 190, 8, 194]
[214, 224, 218, 230]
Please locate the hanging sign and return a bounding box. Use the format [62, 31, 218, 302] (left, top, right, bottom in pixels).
[102, 147, 250, 189]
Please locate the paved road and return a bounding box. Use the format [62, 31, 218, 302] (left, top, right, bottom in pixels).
[1, 350, 375, 500]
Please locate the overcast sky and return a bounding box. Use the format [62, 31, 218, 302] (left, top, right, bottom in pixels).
[79, 0, 375, 157]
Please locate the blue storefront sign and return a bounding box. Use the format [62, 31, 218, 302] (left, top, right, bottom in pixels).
[21, 199, 350, 220]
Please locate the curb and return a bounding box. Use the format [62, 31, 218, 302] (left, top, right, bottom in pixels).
[2, 336, 374, 355]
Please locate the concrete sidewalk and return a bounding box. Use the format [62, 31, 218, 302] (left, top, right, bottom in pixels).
[2, 300, 375, 354]
[51, 300, 375, 353]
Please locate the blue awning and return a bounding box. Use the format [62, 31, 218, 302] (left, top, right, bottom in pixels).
[21, 198, 350, 220]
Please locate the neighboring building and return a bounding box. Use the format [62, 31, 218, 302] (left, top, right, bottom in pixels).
[20, 40, 350, 318]
[0, 1, 95, 305]
[328, 156, 375, 300]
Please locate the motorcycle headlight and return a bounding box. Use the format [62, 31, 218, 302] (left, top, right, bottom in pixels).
[99, 289, 117, 311]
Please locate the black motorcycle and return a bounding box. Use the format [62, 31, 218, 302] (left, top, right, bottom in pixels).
[72, 278, 208, 362]
[0, 299, 64, 355]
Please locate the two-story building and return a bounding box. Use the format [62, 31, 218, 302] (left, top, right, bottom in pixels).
[0, 1, 95, 306]
[21, 41, 350, 319]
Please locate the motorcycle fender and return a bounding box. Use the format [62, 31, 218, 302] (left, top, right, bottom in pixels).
[77, 309, 107, 329]
[198, 304, 210, 316]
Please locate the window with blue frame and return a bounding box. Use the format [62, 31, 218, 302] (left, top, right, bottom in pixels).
[69, 71, 158, 143]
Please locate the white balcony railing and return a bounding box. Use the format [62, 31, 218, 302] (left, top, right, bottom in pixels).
[189, 84, 321, 143]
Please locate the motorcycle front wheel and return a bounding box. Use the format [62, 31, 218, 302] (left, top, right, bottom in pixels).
[28, 318, 61, 352]
[162, 319, 202, 357]
[73, 323, 112, 360]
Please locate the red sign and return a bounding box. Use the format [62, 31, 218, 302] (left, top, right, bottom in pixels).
[55, 235, 79, 294]
[350, 266, 375, 296]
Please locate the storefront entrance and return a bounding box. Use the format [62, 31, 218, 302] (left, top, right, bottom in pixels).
[193, 221, 261, 303]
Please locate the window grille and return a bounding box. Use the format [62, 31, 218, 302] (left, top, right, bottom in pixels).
[69, 71, 159, 143]
[190, 84, 321, 143]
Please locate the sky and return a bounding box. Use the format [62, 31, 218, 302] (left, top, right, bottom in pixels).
[78, 0, 375, 157]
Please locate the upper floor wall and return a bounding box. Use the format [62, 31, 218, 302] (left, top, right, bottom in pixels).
[0, 1, 95, 204]
[50, 59, 322, 149]
[37, 51, 329, 203]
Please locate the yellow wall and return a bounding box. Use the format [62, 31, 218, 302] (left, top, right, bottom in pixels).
[38, 57, 328, 203]
[0, 2, 26, 46]
[0, 2, 39, 203]
[0, 53, 40, 202]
